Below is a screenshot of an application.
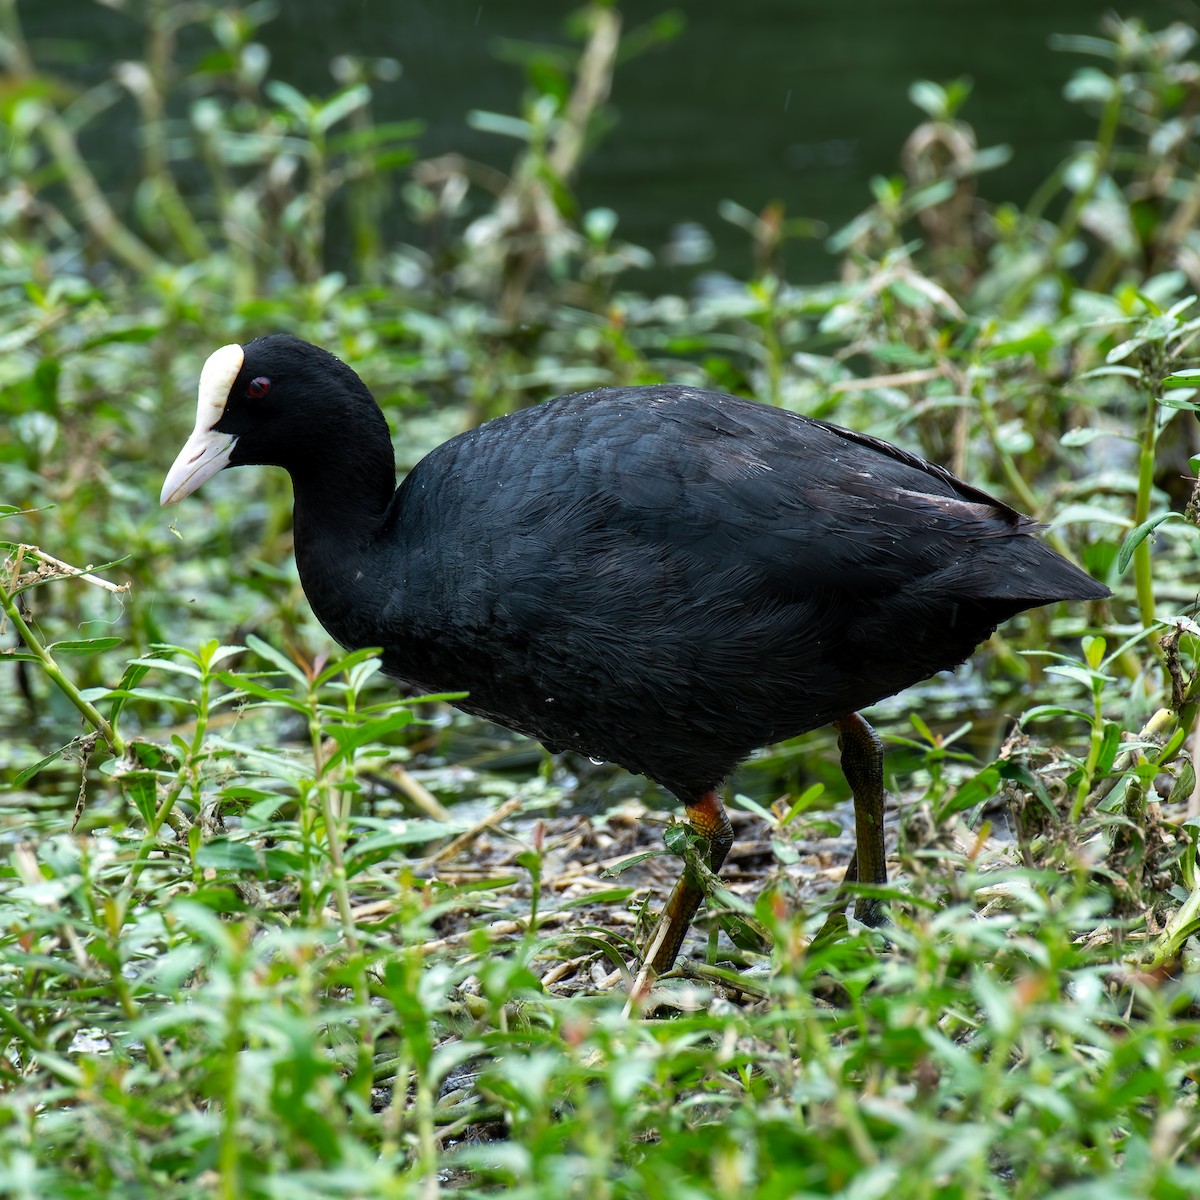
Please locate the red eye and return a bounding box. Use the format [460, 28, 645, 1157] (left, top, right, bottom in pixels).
[247, 376, 271, 399]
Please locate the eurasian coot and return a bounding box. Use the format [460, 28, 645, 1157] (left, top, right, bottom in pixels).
[162, 334, 1110, 982]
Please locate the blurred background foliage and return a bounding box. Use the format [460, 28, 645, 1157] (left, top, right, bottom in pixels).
[1, 2, 1200, 1196]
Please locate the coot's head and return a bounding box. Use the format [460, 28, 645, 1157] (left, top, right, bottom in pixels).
[161, 334, 390, 506]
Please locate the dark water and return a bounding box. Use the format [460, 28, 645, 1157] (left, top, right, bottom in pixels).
[23, 0, 1196, 280]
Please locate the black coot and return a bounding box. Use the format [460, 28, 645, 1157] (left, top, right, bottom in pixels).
[162, 334, 1109, 983]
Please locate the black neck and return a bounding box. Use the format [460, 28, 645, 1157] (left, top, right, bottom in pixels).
[289, 445, 398, 653]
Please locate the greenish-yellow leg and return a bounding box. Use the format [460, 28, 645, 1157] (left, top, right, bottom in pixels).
[631, 789, 734, 996]
[832, 711, 887, 927]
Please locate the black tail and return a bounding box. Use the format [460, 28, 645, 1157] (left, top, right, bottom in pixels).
[937, 534, 1110, 605]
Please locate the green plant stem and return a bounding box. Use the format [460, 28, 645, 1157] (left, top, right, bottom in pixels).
[1045, 80, 1123, 269]
[116, 659, 213, 917]
[219, 951, 246, 1200]
[344, 99, 383, 279]
[308, 710, 358, 954]
[1132, 415, 1158, 633]
[1069, 680, 1106, 824]
[415, 1070, 440, 1200]
[970, 379, 1040, 513]
[302, 134, 328, 283]
[0, 0, 163, 277]
[757, 277, 785, 407]
[1022, 160, 1064, 231]
[1153, 871, 1200, 965]
[107, 946, 172, 1073]
[196, 121, 256, 302]
[547, 4, 621, 182]
[0, 584, 125, 756]
[131, 0, 210, 259]
[972, 380, 1077, 556]
[1006, 58, 1124, 317]
[0, 999, 44, 1052]
[307, 698, 375, 1096]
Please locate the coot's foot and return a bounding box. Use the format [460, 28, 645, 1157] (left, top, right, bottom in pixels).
[630, 789, 733, 1001]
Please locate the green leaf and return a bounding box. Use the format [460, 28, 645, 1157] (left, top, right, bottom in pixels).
[1095, 721, 1122, 775]
[314, 84, 371, 133]
[1045, 664, 1108, 689]
[128, 741, 173, 770]
[984, 329, 1056, 360]
[1116, 511, 1185, 573]
[245, 634, 309, 686]
[1162, 368, 1200, 385]
[1060, 427, 1109, 448]
[1046, 503, 1132, 529]
[327, 119, 424, 154]
[939, 766, 1002, 819]
[780, 783, 826, 825]
[312, 645, 382, 689]
[1049, 33, 1119, 59]
[1022, 703, 1091, 723]
[556, 887, 635, 910]
[717, 911, 770, 953]
[908, 80, 947, 119]
[107, 660, 152, 724]
[14, 747, 68, 786]
[48, 636, 124, 656]
[265, 80, 313, 122]
[1077, 364, 1140, 380]
[347, 819, 464, 854]
[194, 839, 262, 872]
[188, 885, 250, 914]
[89, 686, 195, 708]
[1082, 635, 1106, 670]
[905, 179, 958, 216]
[972, 144, 1012, 173]
[122, 770, 159, 825]
[730, 793, 776, 822]
[205, 643, 247, 670]
[466, 109, 533, 140]
[323, 712, 414, 767]
[771, 836, 800, 865]
[217, 673, 308, 711]
[602, 849, 667, 876]
[136, 655, 203, 678]
[1159, 393, 1200, 412]
[909, 712, 936, 743]
[663, 823, 697, 856]
[1105, 337, 1144, 364]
